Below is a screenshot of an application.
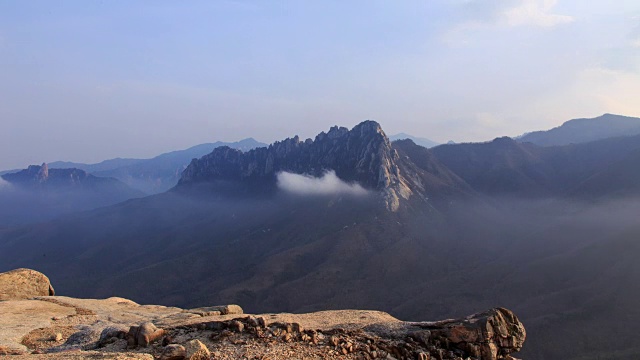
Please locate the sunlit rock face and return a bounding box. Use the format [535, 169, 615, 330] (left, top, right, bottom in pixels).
[179, 121, 415, 210]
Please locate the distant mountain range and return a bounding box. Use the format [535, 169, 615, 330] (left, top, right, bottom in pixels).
[516, 113, 640, 146]
[431, 133, 640, 199]
[0, 163, 144, 227]
[2, 115, 640, 359]
[88, 138, 267, 194]
[1, 138, 267, 194]
[388, 133, 439, 148]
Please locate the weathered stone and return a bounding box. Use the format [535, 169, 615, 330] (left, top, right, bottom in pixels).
[219, 304, 243, 315]
[185, 307, 222, 317]
[126, 325, 140, 348]
[270, 322, 293, 334]
[481, 342, 498, 360]
[160, 344, 186, 360]
[409, 330, 431, 346]
[0, 268, 55, 301]
[412, 308, 526, 360]
[0, 345, 26, 355]
[98, 326, 128, 346]
[125, 322, 164, 348]
[136, 322, 165, 347]
[205, 321, 226, 331]
[63, 327, 101, 348]
[245, 316, 263, 328]
[228, 320, 245, 332]
[186, 304, 243, 316]
[291, 322, 303, 333]
[184, 339, 210, 360]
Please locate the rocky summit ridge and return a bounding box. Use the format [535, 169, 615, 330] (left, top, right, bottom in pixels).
[0, 269, 526, 360]
[3, 164, 106, 189]
[178, 121, 413, 211]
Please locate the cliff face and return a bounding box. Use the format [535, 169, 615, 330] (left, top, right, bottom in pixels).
[179, 121, 414, 210]
[2, 163, 94, 188]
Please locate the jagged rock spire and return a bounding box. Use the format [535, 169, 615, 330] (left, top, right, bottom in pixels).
[179, 121, 413, 210]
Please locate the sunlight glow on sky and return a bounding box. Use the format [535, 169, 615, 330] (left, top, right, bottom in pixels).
[1, 1, 639, 169]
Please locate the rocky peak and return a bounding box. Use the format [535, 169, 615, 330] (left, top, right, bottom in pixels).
[319, 125, 349, 140]
[38, 162, 49, 181]
[2, 164, 91, 188]
[178, 121, 413, 210]
[20, 163, 49, 182]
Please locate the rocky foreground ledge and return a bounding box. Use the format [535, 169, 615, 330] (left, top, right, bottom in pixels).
[0, 269, 526, 360]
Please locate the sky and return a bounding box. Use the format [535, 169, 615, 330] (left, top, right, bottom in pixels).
[1, 1, 639, 169]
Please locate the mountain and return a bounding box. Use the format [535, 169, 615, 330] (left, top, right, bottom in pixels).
[570, 148, 640, 199]
[49, 158, 143, 173]
[517, 113, 640, 146]
[431, 134, 640, 199]
[0, 169, 20, 176]
[0, 163, 144, 227]
[2, 122, 640, 359]
[389, 132, 439, 148]
[0, 139, 267, 194]
[95, 138, 267, 194]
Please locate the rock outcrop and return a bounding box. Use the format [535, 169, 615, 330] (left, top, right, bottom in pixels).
[407, 307, 526, 360]
[0, 292, 526, 359]
[1, 164, 88, 187]
[0, 268, 54, 301]
[178, 121, 414, 210]
[127, 322, 165, 348]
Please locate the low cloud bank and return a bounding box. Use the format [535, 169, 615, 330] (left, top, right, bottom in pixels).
[277, 170, 368, 196]
[0, 177, 10, 190]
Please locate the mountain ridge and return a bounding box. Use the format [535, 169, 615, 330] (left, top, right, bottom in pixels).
[389, 133, 439, 148]
[516, 113, 640, 146]
[3, 120, 640, 359]
[179, 121, 416, 211]
[0, 138, 268, 194]
[0, 164, 145, 227]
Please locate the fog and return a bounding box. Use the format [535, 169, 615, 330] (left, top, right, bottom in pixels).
[0, 185, 639, 359]
[0, 177, 10, 189]
[0, 181, 143, 228]
[276, 170, 368, 196]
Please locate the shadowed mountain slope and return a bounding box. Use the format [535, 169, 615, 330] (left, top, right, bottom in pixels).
[431, 134, 640, 198]
[2, 121, 640, 359]
[93, 138, 267, 194]
[517, 113, 640, 146]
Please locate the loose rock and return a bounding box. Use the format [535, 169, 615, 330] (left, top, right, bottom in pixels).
[160, 344, 186, 360]
[184, 339, 210, 360]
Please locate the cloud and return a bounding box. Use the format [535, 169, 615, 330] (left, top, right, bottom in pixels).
[442, 0, 573, 46]
[503, 0, 574, 27]
[276, 170, 368, 196]
[0, 177, 11, 190]
[450, 0, 573, 31]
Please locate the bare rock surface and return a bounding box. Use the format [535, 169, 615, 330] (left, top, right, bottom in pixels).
[0, 268, 55, 301]
[6, 352, 153, 359]
[0, 299, 74, 354]
[0, 294, 526, 360]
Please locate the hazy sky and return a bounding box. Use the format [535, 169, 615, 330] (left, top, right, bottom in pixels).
[1, 1, 639, 169]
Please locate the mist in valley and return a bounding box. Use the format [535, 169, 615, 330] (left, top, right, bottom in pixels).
[1, 184, 639, 359]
